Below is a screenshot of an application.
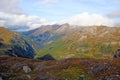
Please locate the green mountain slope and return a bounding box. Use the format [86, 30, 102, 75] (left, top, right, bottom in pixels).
[0, 27, 41, 58]
[36, 26, 120, 60]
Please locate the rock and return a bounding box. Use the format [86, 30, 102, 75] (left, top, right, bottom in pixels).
[79, 74, 85, 80]
[26, 75, 31, 79]
[23, 66, 31, 73]
[11, 63, 27, 71]
[16, 77, 25, 80]
[0, 73, 16, 80]
[34, 75, 55, 80]
[114, 48, 120, 58]
[35, 64, 46, 72]
[89, 62, 110, 76]
[0, 76, 3, 80]
[100, 75, 120, 80]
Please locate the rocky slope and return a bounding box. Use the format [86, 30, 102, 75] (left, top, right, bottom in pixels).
[0, 27, 41, 58]
[24, 23, 73, 46]
[0, 56, 120, 80]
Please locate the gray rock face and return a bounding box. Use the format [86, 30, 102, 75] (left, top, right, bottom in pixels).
[23, 66, 32, 73]
[114, 48, 120, 58]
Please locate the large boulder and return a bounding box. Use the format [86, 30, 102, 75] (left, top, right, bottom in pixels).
[23, 66, 32, 73]
[114, 48, 120, 58]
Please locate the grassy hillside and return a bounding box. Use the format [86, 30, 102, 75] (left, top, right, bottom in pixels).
[36, 26, 120, 60]
[0, 27, 41, 58]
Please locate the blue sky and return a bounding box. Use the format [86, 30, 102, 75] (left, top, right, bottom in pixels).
[19, 0, 120, 21]
[0, 0, 120, 30]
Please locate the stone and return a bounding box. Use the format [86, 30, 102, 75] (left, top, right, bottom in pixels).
[89, 63, 110, 76]
[26, 75, 31, 79]
[114, 48, 120, 58]
[100, 75, 120, 80]
[34, 75, 55, 80]
[79, 74, 85, 80]
[23, 66, 31, 73]
[0, 77, 3, 80]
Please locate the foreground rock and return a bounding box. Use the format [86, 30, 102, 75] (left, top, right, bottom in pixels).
[23, 66, 32, 73]
[114, 48, 120, 58]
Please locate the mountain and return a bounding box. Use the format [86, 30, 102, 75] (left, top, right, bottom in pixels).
[0, 27, 41, 58]
[24, 23, 74, 46]
[36, 26, 120, 60]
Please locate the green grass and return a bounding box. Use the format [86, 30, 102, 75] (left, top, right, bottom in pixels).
[54, 67, 93, 80]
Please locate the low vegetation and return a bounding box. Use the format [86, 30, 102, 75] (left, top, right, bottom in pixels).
[0, 56, 120, 80]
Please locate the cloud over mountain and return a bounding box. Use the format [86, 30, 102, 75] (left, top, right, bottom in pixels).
[0, 12, 119, 31]
[0, 12, 47, 31]
[60, 13, 115, 27]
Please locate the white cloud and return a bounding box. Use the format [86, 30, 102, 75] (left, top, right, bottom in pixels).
[0, 12, 119, 31]
[60, 13, 115, 27]
[42, 0, 59, 4]
[0, 0, 23, 14]
[0, 12, 48, 30]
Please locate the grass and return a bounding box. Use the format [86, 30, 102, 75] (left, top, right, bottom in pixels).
[36, 36, 119, 60]
[54, 67, 93, 80]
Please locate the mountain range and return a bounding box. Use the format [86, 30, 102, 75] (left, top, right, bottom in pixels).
[24, 24, 120, 60]
[0, 24, 120, 60]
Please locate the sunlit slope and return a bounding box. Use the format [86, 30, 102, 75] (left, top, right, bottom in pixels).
[0, 27, 41, 58]
[36, 26, 120, 59]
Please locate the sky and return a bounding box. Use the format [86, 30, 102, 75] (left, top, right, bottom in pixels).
[0, 0, 120, 31]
